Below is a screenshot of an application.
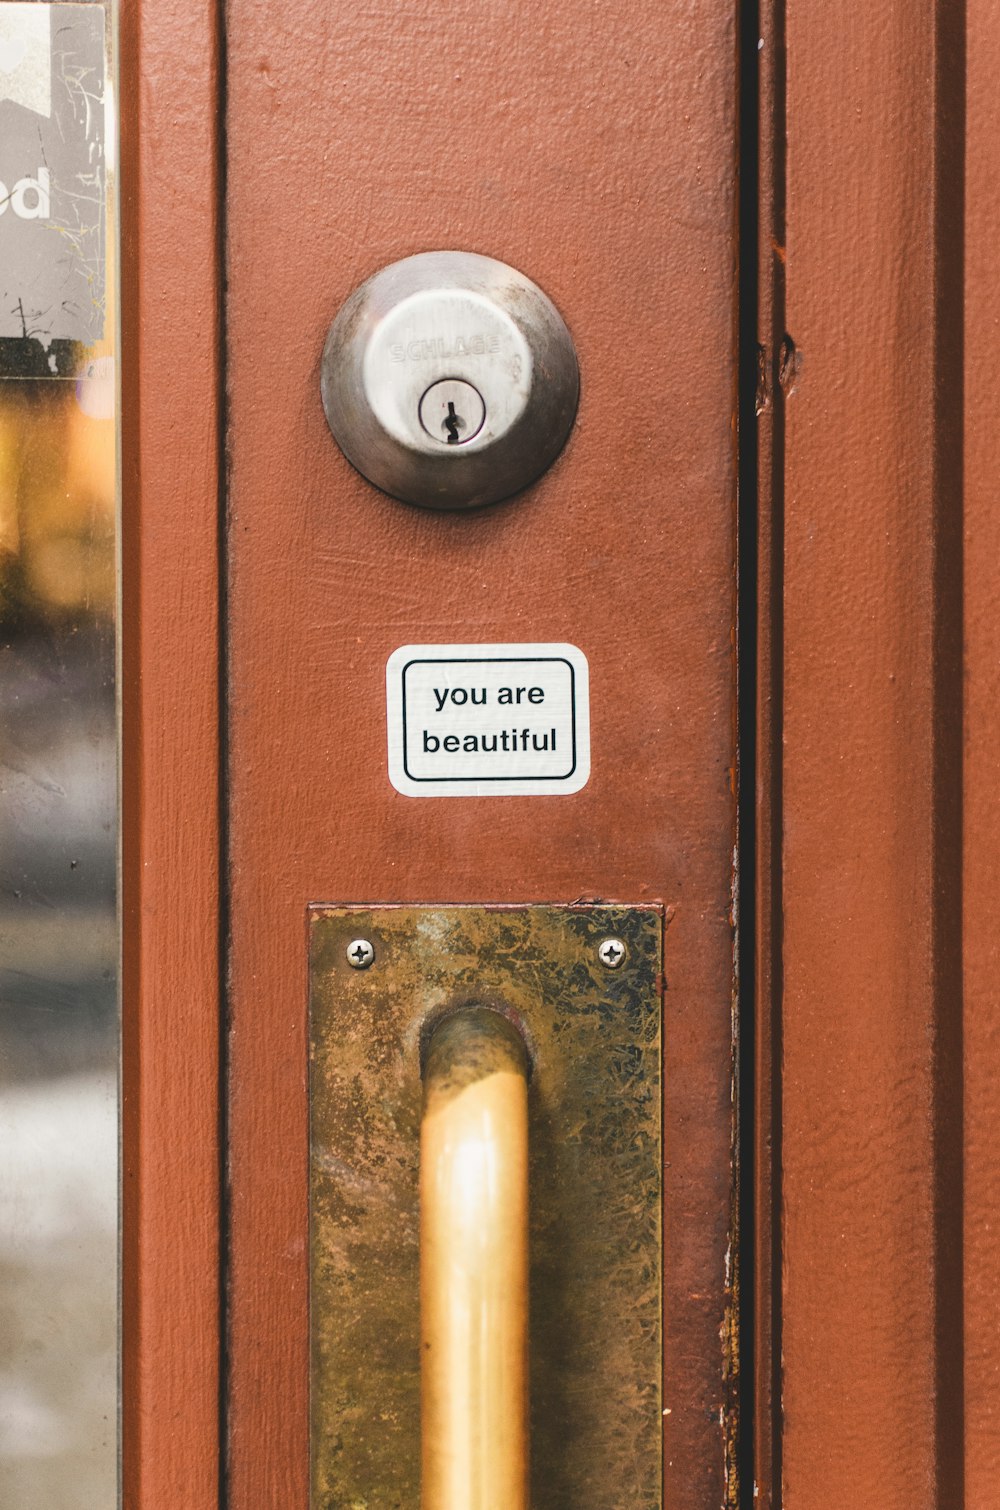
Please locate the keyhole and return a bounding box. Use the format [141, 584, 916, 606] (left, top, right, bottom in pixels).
[418, 379, 486, 445]
[443, 402, 464, 444]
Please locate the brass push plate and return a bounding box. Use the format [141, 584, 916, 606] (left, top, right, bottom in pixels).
[309, 904, 664, 1508]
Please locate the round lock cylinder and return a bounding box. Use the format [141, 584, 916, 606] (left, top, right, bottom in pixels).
[320, 251, 579, 511]
[418, 379, 486, 445]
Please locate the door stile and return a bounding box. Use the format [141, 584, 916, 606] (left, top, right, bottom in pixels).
[223, 0, 741, 1503]
[119, 0, 225, 1502]
[765, 3, 985, 1506]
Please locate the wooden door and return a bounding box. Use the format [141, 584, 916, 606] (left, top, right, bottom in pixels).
[117, 0, 1000, 1506]
[221, 0, 738, 1505]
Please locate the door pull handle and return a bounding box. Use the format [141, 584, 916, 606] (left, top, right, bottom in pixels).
[309, 905, 662, 1506]
[420, 1008, 530, 1509]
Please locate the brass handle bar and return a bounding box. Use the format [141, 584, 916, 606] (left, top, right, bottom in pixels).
[420, 1008, 530, 1509]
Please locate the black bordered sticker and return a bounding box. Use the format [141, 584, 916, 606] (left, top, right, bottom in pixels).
[386, 643, 590, 797]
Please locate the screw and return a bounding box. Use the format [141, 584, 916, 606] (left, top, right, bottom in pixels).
[598, 937, 627, 970]
[346, 938, 375, 969]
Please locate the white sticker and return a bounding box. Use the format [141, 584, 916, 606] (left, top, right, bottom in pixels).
[386, 643, 590, 798]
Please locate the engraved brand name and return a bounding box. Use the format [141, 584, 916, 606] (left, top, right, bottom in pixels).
[0, 167, 50, 220]
[389, 333, 502, 363]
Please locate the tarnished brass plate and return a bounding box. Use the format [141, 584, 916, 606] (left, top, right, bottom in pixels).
[309, 904, 663, 1508]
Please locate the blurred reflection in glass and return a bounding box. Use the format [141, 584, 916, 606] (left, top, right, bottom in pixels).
[0, 2, 117, 1503]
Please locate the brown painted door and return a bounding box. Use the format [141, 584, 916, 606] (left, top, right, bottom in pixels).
[222, 0, 738, 1505]
[117, 0, 1000, 1505]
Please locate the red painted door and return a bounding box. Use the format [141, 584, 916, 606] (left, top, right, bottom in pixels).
[116, 1, 1000, 1506]
[221, 1, 738, 1505]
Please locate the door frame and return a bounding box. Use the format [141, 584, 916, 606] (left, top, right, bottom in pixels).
[119, 0, 223, 1501]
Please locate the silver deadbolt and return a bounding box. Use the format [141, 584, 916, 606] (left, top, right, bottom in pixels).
[320, 251, 579, 511]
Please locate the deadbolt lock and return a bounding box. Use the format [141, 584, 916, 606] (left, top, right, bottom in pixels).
[320, 251, 579, 511]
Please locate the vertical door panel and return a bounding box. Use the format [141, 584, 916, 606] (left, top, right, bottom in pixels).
[963, 0, 1000, 1499]
[119, 0, 223, 1500]
[760, 0, 1000, 1504]
[225, 1, 738, 1504]
[779, 3, 946, 1496]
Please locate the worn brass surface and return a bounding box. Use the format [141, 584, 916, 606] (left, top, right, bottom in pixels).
[421, 1009, 529, 1508]
[309, 904, 663, 1509]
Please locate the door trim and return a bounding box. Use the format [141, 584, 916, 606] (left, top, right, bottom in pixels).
[119, 0, 224, 1499]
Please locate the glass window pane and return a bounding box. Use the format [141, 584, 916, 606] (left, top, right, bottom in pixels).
[0, 3, 118, 1504]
